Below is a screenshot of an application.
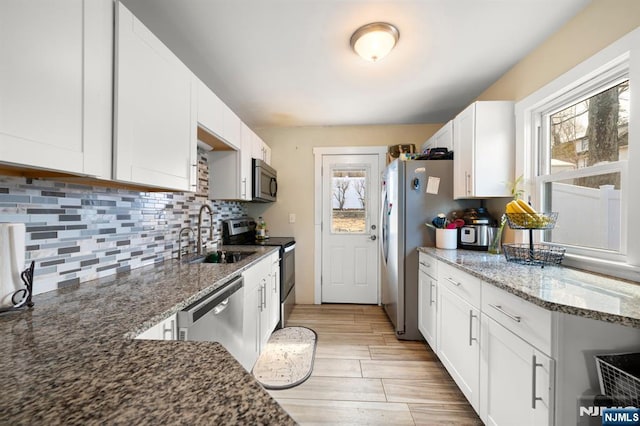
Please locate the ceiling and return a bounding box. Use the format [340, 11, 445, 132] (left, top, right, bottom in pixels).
[121, 0, 591, 128]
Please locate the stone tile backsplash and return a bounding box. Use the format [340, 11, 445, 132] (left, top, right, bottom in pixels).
[0, 150, 246, 295]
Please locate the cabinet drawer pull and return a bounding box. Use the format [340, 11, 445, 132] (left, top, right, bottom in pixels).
[446, 277, 461, 287]
[468, 310, 478, 346]
[532, 355, 544, 409]
[489, 304, 522, 323]
[419, 261, 431, 268]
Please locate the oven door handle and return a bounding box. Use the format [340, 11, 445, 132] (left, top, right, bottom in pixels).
[284, 244, 296, 253]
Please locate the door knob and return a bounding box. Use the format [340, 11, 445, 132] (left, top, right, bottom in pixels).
[370, 235, 377, 241]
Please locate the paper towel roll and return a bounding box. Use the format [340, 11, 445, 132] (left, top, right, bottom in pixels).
[0, 223, 26, 308]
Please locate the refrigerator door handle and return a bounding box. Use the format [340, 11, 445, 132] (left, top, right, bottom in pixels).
[379, 190, 387, 267]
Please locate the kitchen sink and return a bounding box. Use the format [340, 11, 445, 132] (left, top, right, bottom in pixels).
[186, 251, 257, 264]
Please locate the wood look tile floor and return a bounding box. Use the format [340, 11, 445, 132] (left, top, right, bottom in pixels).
[268, 304, 482, 425]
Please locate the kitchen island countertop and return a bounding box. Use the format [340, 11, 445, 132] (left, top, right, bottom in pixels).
[418, 247, 640, 328]
[0, 246, 295, 425]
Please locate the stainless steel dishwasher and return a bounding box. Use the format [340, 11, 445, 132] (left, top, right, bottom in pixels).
[177, 275, 244, 363]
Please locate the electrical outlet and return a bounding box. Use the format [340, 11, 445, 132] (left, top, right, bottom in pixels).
[289, 213, 296, 224]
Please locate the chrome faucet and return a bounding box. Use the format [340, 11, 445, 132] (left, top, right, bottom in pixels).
[196, 204, 214, 255]
[178, 227, 195, 261]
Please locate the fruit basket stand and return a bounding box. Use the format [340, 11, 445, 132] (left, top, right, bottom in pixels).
[503, 212, 565, 267]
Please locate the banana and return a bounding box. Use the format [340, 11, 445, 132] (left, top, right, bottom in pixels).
[506, 200, 527, 214]
[505, 200, 530, 227]
[516, 199, 537, 214]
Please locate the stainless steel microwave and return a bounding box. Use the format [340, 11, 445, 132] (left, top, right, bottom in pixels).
[252, 159, 277, 202]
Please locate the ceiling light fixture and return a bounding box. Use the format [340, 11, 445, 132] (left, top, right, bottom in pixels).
[350, 22, 399, 62]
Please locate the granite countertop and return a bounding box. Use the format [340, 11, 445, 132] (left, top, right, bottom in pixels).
[418, 247, 640, 329]
[0, 246, 295, 425]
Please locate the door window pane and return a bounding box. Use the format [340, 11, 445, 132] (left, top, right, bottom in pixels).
[331, 168, 367, 233]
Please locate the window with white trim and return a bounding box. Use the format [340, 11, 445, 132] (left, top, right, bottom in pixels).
[517, 27, 640, 280]
[534, 76, 629, 259]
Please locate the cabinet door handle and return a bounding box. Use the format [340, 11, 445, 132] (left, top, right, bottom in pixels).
[469, 310, 478, 346]
[162, 320, 174, 340]
[430, 280, 436, 306]
[489, 304, 522, 323]
[446, 277, 461, 287]
[261, 280, 267, 309]
[532, 355, 544, 409]
[191, 164, 199, 188]
[258, 286, 263, 311]
[465, 172, 471, 195]
[242, 178, 247, 198]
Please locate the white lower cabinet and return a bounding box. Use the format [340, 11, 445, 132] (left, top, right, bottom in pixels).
[438, 283, 481, 412]
[136, 314, 177, 340]
[421, 255, 555, 425]
[418, 265, 437, 350]
[241, 271, 260, 370]
[241, 253, 279, 371]
[269, 253, 281, 332]
[480, 314, 553, 425]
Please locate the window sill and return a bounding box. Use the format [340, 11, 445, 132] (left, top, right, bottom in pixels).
[562, 253, 640, 283]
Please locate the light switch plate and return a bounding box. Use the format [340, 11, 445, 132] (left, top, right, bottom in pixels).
[289, 213, 296, 224]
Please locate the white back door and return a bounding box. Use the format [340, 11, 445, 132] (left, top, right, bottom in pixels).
[321, 154, 380, 304]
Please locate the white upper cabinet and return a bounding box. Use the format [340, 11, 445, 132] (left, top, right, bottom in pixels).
[223, 105, 242, 150]
[114, 3, 197, 191]
[453, 101, 514, 199]
[252, 134, 271, 165]
[206, 122, 252, 201]
[434, 121, 453, 151]
[422, 121, 453, 153]
[0, 0, 113, 178]
[239, 124, 253, 201]
[197, 79, 241, 150]
[197, 79, 225, 142]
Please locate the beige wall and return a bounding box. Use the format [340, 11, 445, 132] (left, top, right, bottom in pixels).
[250, 125, 441, 304]
[478, 0, 640, 102]
[253, 0, 640, 305]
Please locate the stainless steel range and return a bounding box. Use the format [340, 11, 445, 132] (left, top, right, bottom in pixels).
[222, 218, 295, 328]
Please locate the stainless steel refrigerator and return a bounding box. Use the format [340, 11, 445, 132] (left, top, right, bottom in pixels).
[380, 159, 473, 340]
